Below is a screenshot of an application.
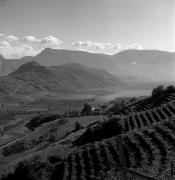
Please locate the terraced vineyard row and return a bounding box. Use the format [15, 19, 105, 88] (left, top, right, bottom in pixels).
[122, 101, 175, 133]
[126, 93, 175, 114]
[64, 138, 121, 180]
[62, 117, 175, 179]
[74, 101, 175, 146]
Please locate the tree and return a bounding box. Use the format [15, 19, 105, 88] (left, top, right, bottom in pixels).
[100, 104, 108, 114]
[166, 85, 175, 93]
[81, 102, 91, 116]
[152, 85, 164, 97]
[106, 100, 127, 115]
[74, 121, 83, 131]
[0, 127, 4, 136]
[64, 110, 68, 117]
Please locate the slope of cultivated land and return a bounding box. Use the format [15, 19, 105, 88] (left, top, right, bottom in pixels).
[106, 90, 175, 116]
[126, 92, 175, 115]
[1, 90, 175, 180]
[74, 100, 175, 146]
[0, 115, 105, 178]
[59, 116, 175, 180]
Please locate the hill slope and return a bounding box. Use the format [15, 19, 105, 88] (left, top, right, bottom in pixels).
[0, 55, 29, 76]
[5, 61, 123, 95]
[0, 49, 174, 83]
[50, 63, 123, 90]
[34, 48, 118, 73]
[112, 50, 175, 82]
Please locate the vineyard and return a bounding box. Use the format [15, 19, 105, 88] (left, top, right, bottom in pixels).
[62, 92, 175, 179]
[121, 91, 175, 115]
[1, 90, 175, 180]
[62, 119, 175, 179]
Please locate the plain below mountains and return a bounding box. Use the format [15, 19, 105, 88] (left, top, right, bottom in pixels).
[0, 61, 123, 97]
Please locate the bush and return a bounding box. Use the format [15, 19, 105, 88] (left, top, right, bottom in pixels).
[81, 102, 92, 116]
[106, 98, 129, 115]
[151, 85, 175, 97]
[51, 162, 64, 180]
[0, 127, 4, 136]
[152, 85, 164, 97]
[3, 140, 26, 156]
[2, 156, 53, 180]
[165, 85, 175, 93]
[26, 114, 61, 130]
[48, 155, 62, 164]
[74, 121, 83, 131]
[73, 117, 123, 146]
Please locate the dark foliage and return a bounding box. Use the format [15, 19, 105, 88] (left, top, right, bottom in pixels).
[123, 136, 142, 167]
[50, 162, 65, 180]
[152, 85, 175, 97]
[152, 85, 165, 97]
[81, 102, 92, 116]
[73, 117, 123, 146]
[106, 100, 128, 115]
[165, 85, 175, 93]
[3, 140, 26, 156]
[26, 114, 61, 130]
[133, 133, 154, 166]
[2, 161, 34, 180]
[48, 155, 63, 164]
[2, 156, 53, 180]
[74, 121, 83, 131]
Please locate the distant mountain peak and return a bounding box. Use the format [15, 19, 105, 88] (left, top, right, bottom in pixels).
[9, 61, 50, 77]
[40, 48, 55, 54]
[13, 60, 41, 70]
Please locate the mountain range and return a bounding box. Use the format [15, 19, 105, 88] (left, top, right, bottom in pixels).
[0, 61, 124, 99]
[0, 55, 29, 76]
[0, 49, 174, 82]
[111, 50, 175, 81]
[0, 48, 174, 101]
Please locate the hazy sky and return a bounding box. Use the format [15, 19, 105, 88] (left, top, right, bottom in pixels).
[0, 0, 174, 58]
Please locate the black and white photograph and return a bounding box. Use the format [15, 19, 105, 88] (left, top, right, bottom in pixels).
[0, 0, 174, 179]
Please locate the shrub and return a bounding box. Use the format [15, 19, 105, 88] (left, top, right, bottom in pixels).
[73, 117, 123, 146]
[51, 162, 64, 180]
[152, 85, 164, 97]
[81, 102, 92, 116]
[74, 121, 83, 131]
[26, 114, 61, 130]
[48, 155, 62, 164]
[0, 127, 4, 136]
[165, 85, 175, 93]
[3, 140, 26, 156]
[106, 99, 128, 115]
[151, 85, 175, 97]
[2, 160, 33, 180]
[2, 156, 53, 180]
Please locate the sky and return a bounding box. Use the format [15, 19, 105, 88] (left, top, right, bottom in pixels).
[0, 0, 174, 58]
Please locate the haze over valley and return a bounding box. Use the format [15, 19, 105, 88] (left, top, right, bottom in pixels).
[0, 48, 174, 102]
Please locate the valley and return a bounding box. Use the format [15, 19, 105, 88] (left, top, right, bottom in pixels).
[0, 1, 174, 179]
[0, 49, 174, 180]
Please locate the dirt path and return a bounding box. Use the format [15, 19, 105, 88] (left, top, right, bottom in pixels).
[0, 85, 22, 100]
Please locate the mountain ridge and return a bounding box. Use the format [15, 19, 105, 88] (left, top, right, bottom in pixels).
[0, 49, 174, 82]
[0, 61, 124, 98]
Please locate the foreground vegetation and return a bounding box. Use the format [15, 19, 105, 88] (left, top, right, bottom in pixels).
[1, 85, 175, 180]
